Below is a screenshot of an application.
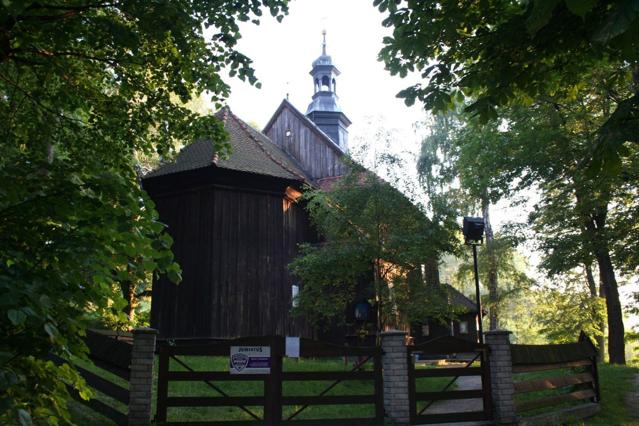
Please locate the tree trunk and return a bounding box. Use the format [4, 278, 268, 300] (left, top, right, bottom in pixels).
[576, 191, 625, 364]
[584, 262, 605, 361]
[120, 281, 135, 323]
[583, 207, 626, 365]
[481, 198, 499, 331]
[594, 249, 625, 364]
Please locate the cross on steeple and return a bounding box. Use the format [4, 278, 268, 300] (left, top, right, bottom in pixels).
[322, 29, 327, 55]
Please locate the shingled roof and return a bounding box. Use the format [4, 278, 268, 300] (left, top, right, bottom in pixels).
[145, 107, 309, 182]
[444, 284, 478, 313]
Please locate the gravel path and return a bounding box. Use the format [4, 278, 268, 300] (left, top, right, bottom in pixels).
[417, 375, 491, 426]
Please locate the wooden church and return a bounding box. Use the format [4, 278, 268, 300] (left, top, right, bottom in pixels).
[144, 34, 480, 341]
[143, 34, 350, 339]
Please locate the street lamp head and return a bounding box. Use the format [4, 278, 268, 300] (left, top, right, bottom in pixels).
[463, 217, 485, 245]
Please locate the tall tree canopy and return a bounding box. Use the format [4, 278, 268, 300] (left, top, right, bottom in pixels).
[0, 1, 288, 423]
[376, 0, 639, 171]
[449, 73, 637, 362]
[418, 112, 520, 331]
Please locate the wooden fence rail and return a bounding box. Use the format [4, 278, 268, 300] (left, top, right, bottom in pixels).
[510, 332, 600, 420]
[49, 329, 133, 425]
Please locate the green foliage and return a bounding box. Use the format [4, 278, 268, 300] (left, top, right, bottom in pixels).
[289, 158, 457, 330]
[443, 69, 637, 361]
[376, 0, 639, 172]
[534, 279, 606, 344]
[455, 235, 535, 310]
[0, 0, 289, 423]
[290, 241, 370, 329]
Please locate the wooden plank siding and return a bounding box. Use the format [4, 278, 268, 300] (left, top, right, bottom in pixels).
[264, 102, 348, 180]
[146, 168, 316, 339]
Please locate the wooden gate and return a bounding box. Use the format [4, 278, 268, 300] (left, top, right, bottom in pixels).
[156, 336, 384, 425]
[407, 336, 492, 425]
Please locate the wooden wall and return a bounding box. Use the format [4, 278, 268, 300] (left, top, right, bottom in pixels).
[264, 104, 348, 180]
[147, 171, 316, 339]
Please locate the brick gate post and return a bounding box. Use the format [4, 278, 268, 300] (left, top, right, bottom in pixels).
[485, 330, 517, 425]
[381, 330, 410, 425]
[128, 327, 157, 425]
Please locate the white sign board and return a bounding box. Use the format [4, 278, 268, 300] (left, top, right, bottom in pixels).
[229, 346, 271, 374]
[285, 336, 300, 358]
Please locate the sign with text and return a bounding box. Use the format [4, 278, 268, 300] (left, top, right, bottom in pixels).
[285, 336, 300, 358]
[229, 346, 271, 374]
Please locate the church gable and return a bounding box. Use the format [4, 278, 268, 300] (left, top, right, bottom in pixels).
[263, 99, 348, 181]
[263, 32, 351, 182]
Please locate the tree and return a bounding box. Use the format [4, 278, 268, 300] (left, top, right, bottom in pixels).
[455, 234, 536, 332]
[533, 273, 606, 346]
[478, 70, 638, 363]
[504, 101, 637, 364]
[0, 1, 289, 423]
[375, 0, 639, 172]
[417, 112, 517, 330]
[289, 157, 458, 334]
[416, 64, 638, 362]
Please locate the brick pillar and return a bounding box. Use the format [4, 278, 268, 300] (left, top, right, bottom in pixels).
[128, 327, 157, 426]
[381, 330, 409, 425]
[485, 330, 517, 425]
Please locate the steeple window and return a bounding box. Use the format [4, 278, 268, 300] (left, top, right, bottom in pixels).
[321, 75, 331, 91]
[332, 78, 336, 94]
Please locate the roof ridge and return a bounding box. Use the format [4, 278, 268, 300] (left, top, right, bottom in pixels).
[225, 109, 308, 182]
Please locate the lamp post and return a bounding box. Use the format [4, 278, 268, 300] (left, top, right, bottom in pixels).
[463, 217, 485, 343]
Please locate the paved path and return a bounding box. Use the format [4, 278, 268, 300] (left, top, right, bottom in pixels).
[626, 374, 639, 425]
[417, 375, 490, 426]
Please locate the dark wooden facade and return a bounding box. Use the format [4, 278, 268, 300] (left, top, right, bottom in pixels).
[144, 152, 317, 339]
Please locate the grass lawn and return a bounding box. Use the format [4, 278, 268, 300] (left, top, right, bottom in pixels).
[70, 354, 452, 424]
[579, 363, 639, 425]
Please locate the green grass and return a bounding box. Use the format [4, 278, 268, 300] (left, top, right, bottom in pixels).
[577, 363, 639, 425]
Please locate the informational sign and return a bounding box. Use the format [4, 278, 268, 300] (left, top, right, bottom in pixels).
[229, 346, 271, 374]
[285, 336, 300, 358]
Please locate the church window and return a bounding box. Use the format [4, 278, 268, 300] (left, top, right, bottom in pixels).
[332, 78, 336, 94]
[291, 284, 299, 308]
[421, 322, 430, 336]
[321, 75, 330, 91]
[459, 321, 469, 334]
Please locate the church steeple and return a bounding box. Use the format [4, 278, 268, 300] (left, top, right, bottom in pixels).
[306, 30, 351, 152]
